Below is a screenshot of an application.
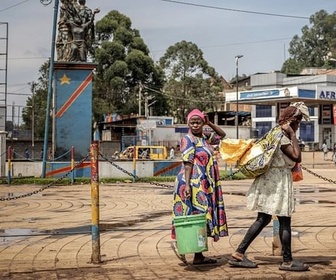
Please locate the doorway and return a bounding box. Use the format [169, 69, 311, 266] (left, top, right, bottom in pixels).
[322, 128, 332, 150]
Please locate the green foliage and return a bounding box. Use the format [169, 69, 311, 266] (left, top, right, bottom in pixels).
[93, 10, 168, 119]
[282, 10, 336, 74]
[159, 40, 223, 123]
[21, 60, 50, 139]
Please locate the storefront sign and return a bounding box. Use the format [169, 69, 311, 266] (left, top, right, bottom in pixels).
[318, 90, 336, 100]
[322, 104, 332, 124]
[240, 90, 279, 100]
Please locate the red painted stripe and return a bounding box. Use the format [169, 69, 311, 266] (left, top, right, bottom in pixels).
[46, 166, 71, 177]
[154, 162, 181, 176]
[55, 72, 93, 118]
[46, 162, 90, 177]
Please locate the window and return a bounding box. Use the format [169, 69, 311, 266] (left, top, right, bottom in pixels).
[300, 122, 314, 142]
[256, 105, 272, 118]
[255, 121, 272, 138]
[308, 106, 314, 117]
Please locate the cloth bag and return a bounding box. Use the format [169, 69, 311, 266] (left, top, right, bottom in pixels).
[219, 138, 254, 164]
[292, 163, 303, 181]
[238, 126, 283, 178]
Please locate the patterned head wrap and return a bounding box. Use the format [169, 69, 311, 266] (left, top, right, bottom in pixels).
[187, 109, 205, 123]
[290, 102, 310, 121]
[278, 101, 310, 125]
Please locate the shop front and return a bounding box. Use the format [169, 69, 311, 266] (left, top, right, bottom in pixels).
[226, 85, 336, 151]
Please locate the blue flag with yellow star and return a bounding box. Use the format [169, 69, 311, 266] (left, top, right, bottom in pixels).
[54, 63, 95, 160]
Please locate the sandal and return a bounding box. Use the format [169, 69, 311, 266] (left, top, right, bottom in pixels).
[193, 257, 217, 265]
[228, 253, 258, 268]
[279, 260, 309, 271]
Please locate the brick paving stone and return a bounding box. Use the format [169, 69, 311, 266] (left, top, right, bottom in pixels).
[1, 151, 336, 279]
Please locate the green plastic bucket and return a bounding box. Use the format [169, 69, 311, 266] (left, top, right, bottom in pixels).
[173, 213, 208, 254]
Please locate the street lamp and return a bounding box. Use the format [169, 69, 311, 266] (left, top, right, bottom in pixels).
[28, 82, 36, 158]
[235, 55, 243, 139]
[28, 82, 36, 157]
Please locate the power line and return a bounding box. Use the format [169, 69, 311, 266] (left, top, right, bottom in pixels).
[159, 0, 310, 20]
[7, 92, 31, 96]
[149, 37, 294, 54]
[143, 85, 225, 103]
[0, 0, 30, 13]
[4, 37, 293, 61]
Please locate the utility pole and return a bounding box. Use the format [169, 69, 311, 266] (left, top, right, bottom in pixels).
[28, 82, 35, 158]
[41, 0, 59, 177]
[144, 95, 148, 118]
[235, 55, 243, 139]
[138, 82, 142, 116]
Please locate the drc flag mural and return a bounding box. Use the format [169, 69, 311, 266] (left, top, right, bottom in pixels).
[54, 62, 96, 160]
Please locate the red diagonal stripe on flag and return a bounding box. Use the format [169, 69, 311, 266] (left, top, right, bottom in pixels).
[55, 72, 93, 118]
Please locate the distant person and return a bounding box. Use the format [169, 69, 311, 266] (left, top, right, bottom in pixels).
[175, 144, 181, 158]
[48, 147, 53, 161]
[40, 149, 43, 160]
[112, 151, 119, 160]
[168, 147, 175, 159]
[332, 143, 336, 163]
[322, 140, 328, 161]
[24, 148, 30, 160]
[140, 149, 149, 159]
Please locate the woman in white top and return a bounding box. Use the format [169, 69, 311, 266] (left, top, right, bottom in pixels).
[229, 102, 310, 272]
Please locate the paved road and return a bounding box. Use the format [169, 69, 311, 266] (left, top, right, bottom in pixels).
[0, 151, 336, 279]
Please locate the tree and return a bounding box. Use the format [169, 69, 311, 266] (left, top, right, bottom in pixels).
[159, 40, 223, 123]
[93, 10, 168, 121]
[22, 61, 50, 139]
[282, 10, 336, 74]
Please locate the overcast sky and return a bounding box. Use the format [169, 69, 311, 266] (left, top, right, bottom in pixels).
[1, 0, 335, 109]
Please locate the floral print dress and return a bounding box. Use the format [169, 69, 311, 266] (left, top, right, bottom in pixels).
[246, 135, 296, 217]
[171, 132, 228, 241]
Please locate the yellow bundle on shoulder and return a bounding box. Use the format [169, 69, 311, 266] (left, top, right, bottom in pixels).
[219, 139, 255, 164]
[219, 126, 283, 178]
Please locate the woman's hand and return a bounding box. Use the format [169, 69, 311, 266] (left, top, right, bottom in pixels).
[281, 122, 295, 138]
[203, 112, 210, 125]
[184, 185, 191, 198]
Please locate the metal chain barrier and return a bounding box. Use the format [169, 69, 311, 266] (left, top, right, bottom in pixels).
[225, 165, 336, 184]
[53, 149, 72, 161]
[301, 165, 336, 184]
[0, 153, 90, 201]
[99, 153, 175, 189]
[99, 153, 237, 189]
[5, 153, 328, 202]
[99, 153, 138, 178]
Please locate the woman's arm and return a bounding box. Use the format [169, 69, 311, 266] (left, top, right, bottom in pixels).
[281, 123, 301, 163]
[204, 114, 226, 139]
[184, 162, 193, 198]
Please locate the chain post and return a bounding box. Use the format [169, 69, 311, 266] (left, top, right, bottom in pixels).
[90, 141, 101, 264]
[132, 146, 136, 182]
[71, 146, 75, 184]
[7, 146, 12, 186]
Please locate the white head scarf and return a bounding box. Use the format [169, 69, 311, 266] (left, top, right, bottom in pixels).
[290, 101, 310, 121]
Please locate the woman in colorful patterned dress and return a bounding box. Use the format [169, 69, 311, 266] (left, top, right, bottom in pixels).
[172, 109, 228, 265]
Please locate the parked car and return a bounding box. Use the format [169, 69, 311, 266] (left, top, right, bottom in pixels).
[119, 146, 168, 160]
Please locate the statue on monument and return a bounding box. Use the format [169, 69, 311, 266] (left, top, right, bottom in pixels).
[56, 0, 100, 62]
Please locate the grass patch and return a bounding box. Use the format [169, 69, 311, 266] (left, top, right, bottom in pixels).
[1, 169, 248, 186]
